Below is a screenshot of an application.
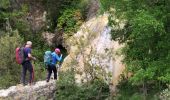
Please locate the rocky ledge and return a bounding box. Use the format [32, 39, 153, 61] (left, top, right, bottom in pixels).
[0, 80, 56, 100]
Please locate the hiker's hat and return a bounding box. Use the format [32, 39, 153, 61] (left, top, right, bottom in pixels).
[55, 48, 60, 54]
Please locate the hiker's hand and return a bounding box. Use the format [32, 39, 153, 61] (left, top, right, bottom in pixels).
[33, 57, 36, 61]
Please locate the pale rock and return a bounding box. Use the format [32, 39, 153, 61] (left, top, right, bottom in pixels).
[62, 14, 125, 92]
[0, 80, 56, 100]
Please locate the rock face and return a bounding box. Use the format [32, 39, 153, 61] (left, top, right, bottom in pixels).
[42, 32, 55, 46]
[0, 81, 56, 100]
[26, 2, 46, 33]
[62, 14, 125, 91]
[86, 0, 100, 20]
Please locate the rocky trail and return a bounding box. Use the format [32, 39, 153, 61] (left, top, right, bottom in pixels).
[0, 80, 56, 100]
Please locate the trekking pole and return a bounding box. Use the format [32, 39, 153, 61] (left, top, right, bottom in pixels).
[56, 62, 60, 80]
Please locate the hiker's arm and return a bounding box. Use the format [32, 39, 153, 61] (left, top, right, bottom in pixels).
[56, 54, 62, 62]
[28, 53, 36, 60]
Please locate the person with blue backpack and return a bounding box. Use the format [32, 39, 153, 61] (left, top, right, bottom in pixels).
[44, 48, 62, 82]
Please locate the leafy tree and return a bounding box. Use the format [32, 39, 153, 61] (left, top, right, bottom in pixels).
[109, 0, 170, 96]
[56, 69, 110, 100]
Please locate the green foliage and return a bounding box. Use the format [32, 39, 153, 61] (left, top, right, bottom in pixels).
[42, 0, 89, 34]
[57, 9, 83, 37]
[109, 0, 170, 88]
[77, 0, 90, 19]
[0, 0, 10, 9]
[0, 0, 30, 37]
[12, 5, 30, 35]
[98, 0, 170, 98]
[33, 62, 46, 81]
[0, 0, 10, 32]
[56, 69, 110, 100]
[42, 0, 84, 31]
[115, 75, 160, 100]
[0, 30, 23, 88]
[99, 0, 113, 13]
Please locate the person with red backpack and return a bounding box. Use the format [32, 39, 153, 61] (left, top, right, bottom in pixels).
[20, 41, 36, 86]
[46, 48, 62, 82]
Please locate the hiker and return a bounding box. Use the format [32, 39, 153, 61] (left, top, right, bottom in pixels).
[46, 48, 62, 82]
[21, 41, 36, 86]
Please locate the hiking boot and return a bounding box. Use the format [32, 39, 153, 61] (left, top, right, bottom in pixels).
[54, 78, 57, 80]
[46, 79, 49, 83]
[29, 82, 35, 86]
[17, 84, 25, 87]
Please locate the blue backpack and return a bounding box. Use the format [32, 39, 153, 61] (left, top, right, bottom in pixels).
[44, 51, 52, 68]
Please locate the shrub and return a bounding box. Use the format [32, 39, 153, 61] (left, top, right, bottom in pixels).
[57, 9, 83, 38]
[0, 30, 23, 88]
[55, 69, 110, 100]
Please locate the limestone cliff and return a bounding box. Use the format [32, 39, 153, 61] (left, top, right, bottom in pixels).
[62, 14, 125, 91]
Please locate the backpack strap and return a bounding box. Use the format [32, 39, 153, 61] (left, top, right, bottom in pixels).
[23, 47, 29, 62]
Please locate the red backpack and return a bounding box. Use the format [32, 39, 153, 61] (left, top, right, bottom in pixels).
[15, 47, 25, 64]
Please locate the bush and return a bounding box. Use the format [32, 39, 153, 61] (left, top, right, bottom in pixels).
[114, 74, 163, 100]
[99, 0, 113, 13]
[33, 62, 47, 82]
[107, 0, 170, 98]
[57, 9, 83, 37]
[55, 69, 110, 100]
[0, 30, 23, 88]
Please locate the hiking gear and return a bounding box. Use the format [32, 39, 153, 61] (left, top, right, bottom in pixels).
[16, 47, 25, 64]
[21, 61, 33, 85]
[55, 48, 60, 54]
[57, 65, 60, 80]
[44, 51, 52, 68]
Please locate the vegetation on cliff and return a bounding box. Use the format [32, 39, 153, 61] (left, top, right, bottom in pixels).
[107, 0, 170, 99]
